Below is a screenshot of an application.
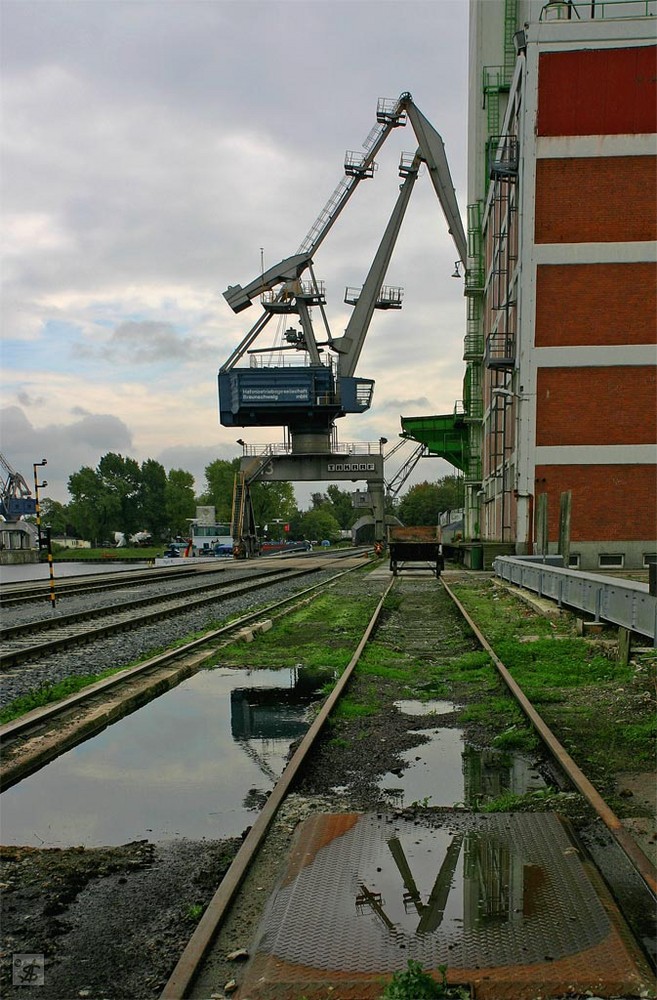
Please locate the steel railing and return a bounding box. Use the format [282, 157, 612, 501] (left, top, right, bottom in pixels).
[494, 556, 656, 643]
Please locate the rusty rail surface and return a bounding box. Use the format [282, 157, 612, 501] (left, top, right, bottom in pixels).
[442, 577, 657, 897]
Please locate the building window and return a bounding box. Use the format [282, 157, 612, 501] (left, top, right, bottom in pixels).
[598, 553, 624, 569]
[643, 553, 657, 568]
[568, 553, 580, 568]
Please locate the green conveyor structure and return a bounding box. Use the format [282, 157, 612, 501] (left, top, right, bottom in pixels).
[400, 412, 469, 474]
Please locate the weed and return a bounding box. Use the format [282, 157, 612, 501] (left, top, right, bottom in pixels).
[458, 696, 517, 725]
[482, 788, 548, 811]
[183, 903, 205, 922]
[212, 593, 380, 672]
[328, 736, 350, 749]
[410, 796, 433, 808]
[492, 726, 538, 751]
[380, 960, 469, 999]
[334, 697, 378, 719]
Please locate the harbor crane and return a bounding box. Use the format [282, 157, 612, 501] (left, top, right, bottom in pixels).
[218, 93, 467, 554]
[0, 453, 37, 521]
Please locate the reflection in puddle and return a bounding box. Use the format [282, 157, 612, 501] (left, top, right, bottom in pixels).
[379, 729, 467, 807]
[251, 812, 613, 977]
[377, 729, 546, 809]
[463, 747, 545, 806]
[1, 667, 318, 847]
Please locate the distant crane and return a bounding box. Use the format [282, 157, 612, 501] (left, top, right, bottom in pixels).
[0, 453, 37, 521]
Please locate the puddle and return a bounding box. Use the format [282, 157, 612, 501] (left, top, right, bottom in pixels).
[0, 667, 317, 848]
[378, 729, 467, 808]
[247, 812, 618, 980]
[377, 729, 545, 809]
[393, 699, 455, 716]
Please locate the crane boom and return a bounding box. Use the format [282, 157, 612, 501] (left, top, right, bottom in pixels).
[404, 102, 467, 265]
[223, 95, 408, 316]
[333, 151, 422, 378]
[223, 252, 312, 315]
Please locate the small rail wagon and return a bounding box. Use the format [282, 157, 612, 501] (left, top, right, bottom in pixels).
[387, 525, 444, 578]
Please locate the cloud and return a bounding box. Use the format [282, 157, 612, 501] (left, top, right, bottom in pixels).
[1, 0, 470, 512]
[0, 405, 133, 501]
[97, 321, 193, 364]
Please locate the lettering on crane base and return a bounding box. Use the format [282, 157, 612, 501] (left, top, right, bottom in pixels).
[327, 463, 376, 473]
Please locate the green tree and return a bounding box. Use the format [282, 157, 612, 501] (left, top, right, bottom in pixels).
[326, 485, 357, 529]
[397, 476, 464, 526]
[250, 481, 297, 532]
[34, 497, 72, 537]
[435, 475, 465, 512]
[97, 453, 142, 535]
[165, 469, 196, 536]
[397, 482, 438, 525]
[68, 465, 115, 544]
[140, 459, 168, 540]
[299, 508, 342, 543]
[202, 458, 240, 521]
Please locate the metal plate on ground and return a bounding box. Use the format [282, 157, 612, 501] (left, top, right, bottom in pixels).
[238, 811, 654, 999]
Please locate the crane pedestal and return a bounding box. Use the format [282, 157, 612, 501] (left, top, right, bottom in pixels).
[240, 450, 386, 546]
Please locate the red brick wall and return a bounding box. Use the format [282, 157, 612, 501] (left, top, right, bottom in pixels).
[538, 46, 657, 136]
[536, 367, 656, 446]
[535, 157, 657, 243]
[535, 263, 657, 347]
[534, 464, 657, 541]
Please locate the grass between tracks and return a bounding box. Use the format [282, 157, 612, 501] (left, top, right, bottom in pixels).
[217, 573, 655, 816]
[209, 590, 382, 676]
[448, 578, 656, 808]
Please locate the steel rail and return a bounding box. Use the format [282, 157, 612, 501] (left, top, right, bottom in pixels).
[0, 561, 369, 752]
[0, 548, 362, 606]
[160, 576, 396, 1000]
[0, 566, 322, 668]
[0, 565, 296, 640]
[0, 564, 205, 606]
[442, 578, 657, 897]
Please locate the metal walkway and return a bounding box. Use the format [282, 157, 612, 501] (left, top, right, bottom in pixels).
[238, 811, 654, 999]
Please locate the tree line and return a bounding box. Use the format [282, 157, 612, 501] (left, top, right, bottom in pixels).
[37, 452, 464, 546]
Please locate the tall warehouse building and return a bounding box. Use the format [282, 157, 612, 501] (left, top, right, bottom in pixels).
[404, 0, 656, 570]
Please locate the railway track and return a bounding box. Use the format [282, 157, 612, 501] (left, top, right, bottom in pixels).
[1, 566, 654, 1000]
[0, 560, 368, 789]
[165, 572, 656, 1000]
[0, 564, 321, 668]
[0, 563, 207, 607]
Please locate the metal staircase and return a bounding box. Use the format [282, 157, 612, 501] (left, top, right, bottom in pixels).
[230, 473, 258, 558]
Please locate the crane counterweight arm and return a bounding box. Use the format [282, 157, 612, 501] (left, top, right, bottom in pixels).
[223, 252, 312, 314]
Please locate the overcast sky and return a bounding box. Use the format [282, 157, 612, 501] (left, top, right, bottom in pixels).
[1, 0, 469, 509]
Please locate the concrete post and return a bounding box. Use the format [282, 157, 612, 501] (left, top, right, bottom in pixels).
[558, 490, 571, 568]
[536, 492, 548, 557]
